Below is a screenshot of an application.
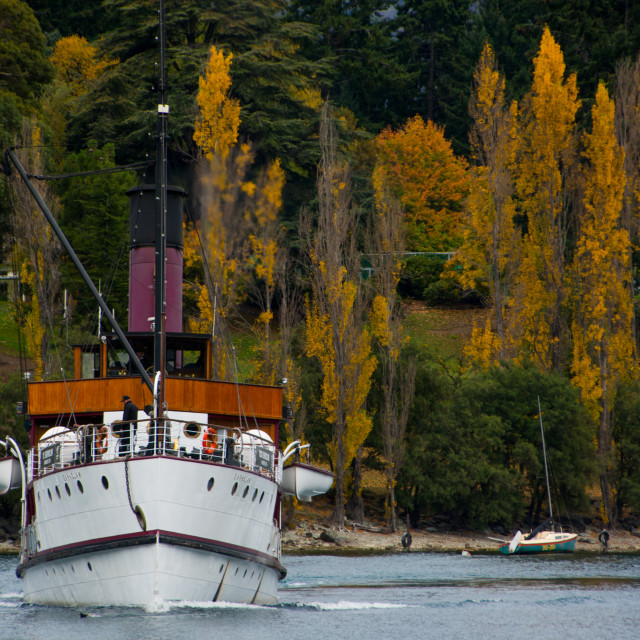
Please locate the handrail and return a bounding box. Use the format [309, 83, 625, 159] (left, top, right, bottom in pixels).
[29, 419, 277, 479]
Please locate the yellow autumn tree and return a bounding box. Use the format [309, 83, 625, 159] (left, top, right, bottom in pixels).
[571, 81, 635, 524]
[192, 45, 289, 388]
[457, 43, 521, 367]
[614, 56, 640, 350]
[10, 121, 61, 380]
[375, 115, 469, 251]
[368, 170, 416, 531]
[193, 46, 241, 161]
[191, 46, 248, 379]
[51, 35, 116, 95]
[510, 26, 580, 372]
[248, 159, 285, 385]
[304, 102, 377, 527]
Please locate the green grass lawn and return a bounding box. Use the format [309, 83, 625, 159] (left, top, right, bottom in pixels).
[0, 301, 22, 355]
[402, 305, 489, 360]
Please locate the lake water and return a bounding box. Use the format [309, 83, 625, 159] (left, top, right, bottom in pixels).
[1, 551, 639, 639]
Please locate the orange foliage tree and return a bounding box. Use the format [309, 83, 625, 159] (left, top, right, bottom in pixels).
[375, 115, 469, 251]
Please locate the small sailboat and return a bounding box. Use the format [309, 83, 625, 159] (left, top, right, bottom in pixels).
[499, 397, 577, 555]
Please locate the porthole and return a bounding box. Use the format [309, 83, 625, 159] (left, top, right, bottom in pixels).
[242, 485, 249, 498]
[71, 565, 76, 574]
[47, 489, 52, 501]
[207, 477, 214, 492]
[243, 569, 247, 578]
[65, 483, 71, 496]
[231, 482, 238, 496]
[101, 476, 109, 490]
[37, 540, 41, 549]
[37, 492, 41, 503]
[77, 480, 84, 494]
[252, 488, 258, 502]
[235, 567, 239, 576]
[55, 486, 61, 499]
[219, 564, 224, 573]
[87, 562, 93, 572]
[259, 491, 264, 504]
[184, 422, 201, 438]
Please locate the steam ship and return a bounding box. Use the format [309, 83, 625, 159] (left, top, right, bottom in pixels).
[0, 0, 333, 607]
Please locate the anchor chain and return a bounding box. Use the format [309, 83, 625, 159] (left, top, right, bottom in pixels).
[125, 457, 147, 531]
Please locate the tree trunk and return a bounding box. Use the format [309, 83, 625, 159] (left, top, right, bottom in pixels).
[346, 449, 365, 524]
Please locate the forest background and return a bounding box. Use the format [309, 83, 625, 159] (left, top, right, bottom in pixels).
[3, 0, 640, 535]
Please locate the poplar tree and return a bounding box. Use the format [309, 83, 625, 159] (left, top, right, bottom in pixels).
[192, 45, 246, 379]
[510, 26, 580, 372]
[369, 170, 416, 532]
[614, 55, 640, 351]
[571, 82, 635, 525]
[457, 42, 521, 366]
[304, 102, 377, 527]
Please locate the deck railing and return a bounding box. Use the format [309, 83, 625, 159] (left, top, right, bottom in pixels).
[29, 420, 278, 482]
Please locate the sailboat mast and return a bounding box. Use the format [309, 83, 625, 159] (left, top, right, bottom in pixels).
[154, 0, 168, 413]
[537, 395, 554, 522]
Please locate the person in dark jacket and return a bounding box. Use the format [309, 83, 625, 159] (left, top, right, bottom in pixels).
[117, 395, 138, 456]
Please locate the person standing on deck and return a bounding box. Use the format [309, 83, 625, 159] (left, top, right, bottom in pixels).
[118, 395, 138, 456]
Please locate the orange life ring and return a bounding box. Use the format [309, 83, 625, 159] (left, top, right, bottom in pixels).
[96, 425, 109, 455]
[202, 427, 216, 455]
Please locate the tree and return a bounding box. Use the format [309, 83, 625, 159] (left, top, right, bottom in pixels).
[193, 46, 241, 161]
[191, 43, 289, 384]
[247, 158, 286, 385]
[396, 0, 477, 155]
[375, 115, 469, 251]
[304, 102, 377, 526]
[190, 44, 248, 377]
[397, 362, 593, 529]
[0, 0, 54, 104]
[614, 54, 640, 351]
[571, 81, 635, 525]
[56, 143, 133, 324]
[509, 26, 580, 372]
[612, 382, 640, 519]
[9, 121, 61, 379]
[456, 42, 521, 366]
[368, 171, 416, 531]
[286, 0, 415, 133]
[51, 35, 117, 96]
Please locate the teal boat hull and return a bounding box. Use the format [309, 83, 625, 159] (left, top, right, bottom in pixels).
[499, 533, 577, 555]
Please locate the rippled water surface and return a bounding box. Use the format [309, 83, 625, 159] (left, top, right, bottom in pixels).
[2, 551, 639, 639]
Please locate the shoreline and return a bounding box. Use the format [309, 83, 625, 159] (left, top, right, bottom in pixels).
[282, 523, 640, 555]
[2, 525, 638, 557]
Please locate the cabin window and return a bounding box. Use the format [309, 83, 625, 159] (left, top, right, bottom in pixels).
[107, 350, 128, 376]
[81, 352, 99, 379]
[180, 349, 205, 378]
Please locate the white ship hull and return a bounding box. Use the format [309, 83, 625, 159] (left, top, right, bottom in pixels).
[18, 456, 283, 606]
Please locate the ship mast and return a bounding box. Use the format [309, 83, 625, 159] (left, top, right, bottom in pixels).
[154, 0, 168, 415]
